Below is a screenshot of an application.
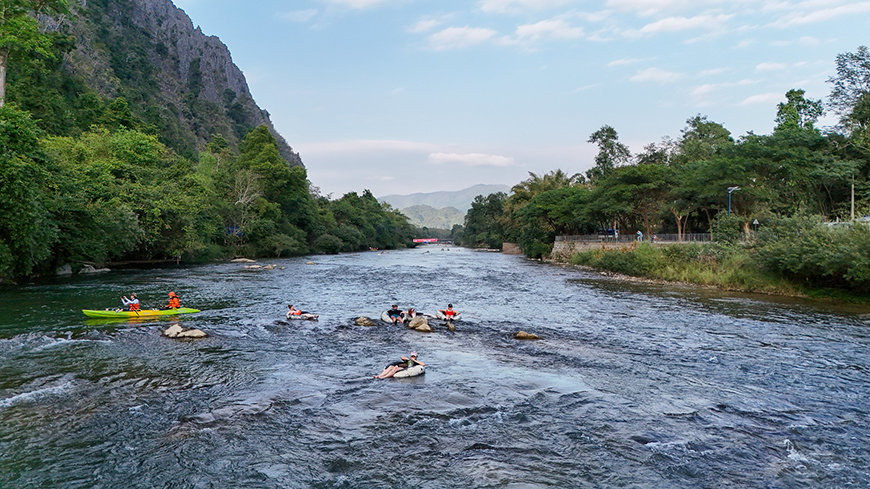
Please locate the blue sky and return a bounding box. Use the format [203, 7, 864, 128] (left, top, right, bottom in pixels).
[174, 0, 869, 199]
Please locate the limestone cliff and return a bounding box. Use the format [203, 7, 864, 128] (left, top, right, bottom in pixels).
[44, 0, 302, 165]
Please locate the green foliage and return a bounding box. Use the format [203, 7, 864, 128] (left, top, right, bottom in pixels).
[0, 105, 56, 278]
[710, 212, 744, 244]
[755, 216, 870, 292]
[313, 234, 343, 254]
[461, 192, 507, 248]
[586, 125, 630, 181]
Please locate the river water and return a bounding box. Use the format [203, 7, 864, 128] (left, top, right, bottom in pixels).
[1, 248, 868, 488]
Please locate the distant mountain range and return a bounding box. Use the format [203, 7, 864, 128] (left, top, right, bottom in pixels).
[378, 184, 510, 212]
[399, 205, 465, 230]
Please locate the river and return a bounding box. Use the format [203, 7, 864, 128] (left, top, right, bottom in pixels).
[1, 247, 868, 488]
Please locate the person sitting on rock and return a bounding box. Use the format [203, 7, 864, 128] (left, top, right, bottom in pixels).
[165, 292, 181, 309]
[403, 307, 418, 321]
[374, 351, 424, 379]
[286, 304, 318, 320]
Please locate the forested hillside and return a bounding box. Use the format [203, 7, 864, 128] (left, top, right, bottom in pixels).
[0, 0, 416, 283]
[13, 0, 299, 162]
[456, 47, 870, 297]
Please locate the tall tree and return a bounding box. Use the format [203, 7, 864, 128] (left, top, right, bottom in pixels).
[775, 89, 824, 132]
[586, 125, 630, 181]
[827, 46, 870, 151]
[0, 0, 68, 106]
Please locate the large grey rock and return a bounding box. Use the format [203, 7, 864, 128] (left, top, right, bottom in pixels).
[79, 264, 110, 274]
[163, 324, 207, 339]
[56, 264, 73, 275]
[354, 317, 377, 327]
[408, 316, 432, 332]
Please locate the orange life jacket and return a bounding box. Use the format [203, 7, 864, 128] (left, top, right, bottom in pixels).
[130, 302, 140, 311]
[167, 297, 180, 308]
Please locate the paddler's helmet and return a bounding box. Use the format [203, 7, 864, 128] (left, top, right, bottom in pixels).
[168, 292, 177, 297]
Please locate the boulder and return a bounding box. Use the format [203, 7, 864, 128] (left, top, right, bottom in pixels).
[243, 265, 262, 269]
[231, 258, 256, 263]
[163, 324, 184, 338]
[514, 331, 541, 340]
[79, 264, 110, 274]
[176, 329, 208, 338]
[163, 324, 207, 339]
[56, 264, 73, 276]
[354, 316, 377, 326]
[262, 264, 276, 270]
[408, 316, 432, 332]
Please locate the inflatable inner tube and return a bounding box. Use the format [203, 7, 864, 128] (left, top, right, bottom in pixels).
[393, 364, 425, 378]
[435, 311, 461, 321]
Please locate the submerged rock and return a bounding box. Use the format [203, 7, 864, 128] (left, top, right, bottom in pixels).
[354, 316, 377, 326]
[514, 331, 541, 340]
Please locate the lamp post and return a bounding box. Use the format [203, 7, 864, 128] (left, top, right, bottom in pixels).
[727, 186, 740, 215]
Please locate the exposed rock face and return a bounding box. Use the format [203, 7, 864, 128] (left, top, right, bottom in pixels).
[163, 323, 207, 338]
[408, 316, 432, 332]
[47, 0, 302, 165]
[354, 317, 377, 327]
[514, 331, 541, 340]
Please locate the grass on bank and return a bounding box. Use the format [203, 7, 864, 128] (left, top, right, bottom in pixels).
[567, 242, 870, 303]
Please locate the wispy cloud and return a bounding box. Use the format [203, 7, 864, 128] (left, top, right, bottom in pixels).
[515, 19, 583, 43]
[698, 67, 729, 76]
[478, 0, 576, 14]
[739, 92, 783, 105]
[628, 14, 734, 36]
[428, 26, 501, 50]
[755, 62, 788, 71]
[769, 1, 870, 27]
[278, 9, 318, 22]
[428, 152, 515, 166]
[408, 19, 442, 33]
[322, 0, 398, 9]
[608, 57, 645, 66]
[630, 67, 684, 83]
[297, 140, 438, 154]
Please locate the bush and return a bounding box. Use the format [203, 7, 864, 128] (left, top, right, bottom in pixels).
[313, 234, 343, 254]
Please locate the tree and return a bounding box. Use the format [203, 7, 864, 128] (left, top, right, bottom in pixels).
[827, 46, 870, 116]
[586, 125, 630, 181]
[0, 0, 68, 106]
[674, 115, 734, 165]
[775, 89, 824, 132]
[827, 46, 870, 151]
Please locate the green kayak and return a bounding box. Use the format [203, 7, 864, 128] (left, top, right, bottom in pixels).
[82, 308, 200, 318]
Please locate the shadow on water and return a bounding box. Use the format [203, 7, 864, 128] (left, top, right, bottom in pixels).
[1, 247, 869, 488]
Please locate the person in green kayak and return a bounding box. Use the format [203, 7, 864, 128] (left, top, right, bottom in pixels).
[165, 292, 181, 309]
[374, 351, 424, 379]
[121, 293, 140, 311]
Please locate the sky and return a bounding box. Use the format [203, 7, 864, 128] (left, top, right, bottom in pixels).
[172, 0, 869, 199]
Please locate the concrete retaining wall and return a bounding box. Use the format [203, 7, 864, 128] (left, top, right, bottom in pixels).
[551, 240, 635, 260]
[502, 242, 523, 255]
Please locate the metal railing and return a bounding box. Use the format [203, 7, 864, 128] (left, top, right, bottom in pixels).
[555, 233, 712, 243]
